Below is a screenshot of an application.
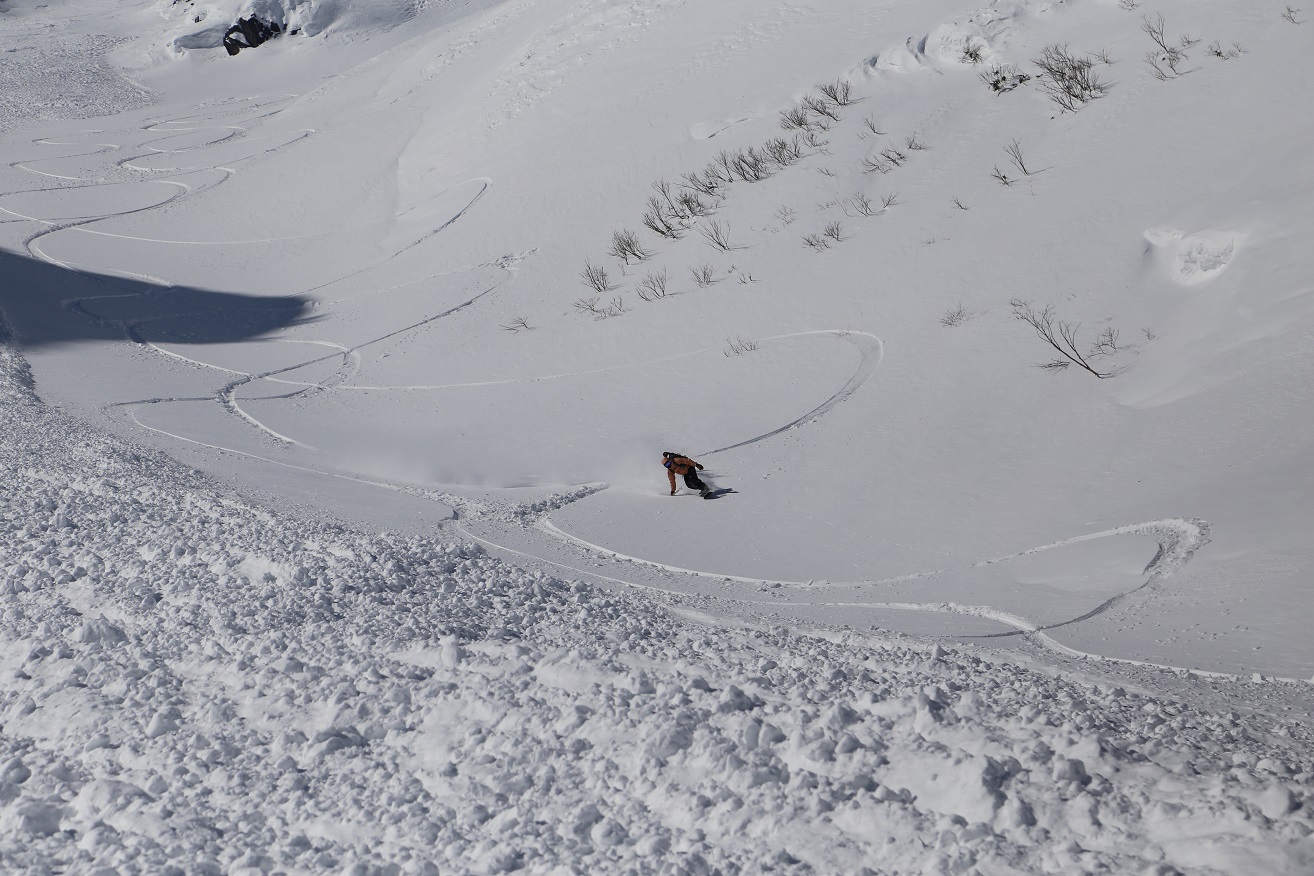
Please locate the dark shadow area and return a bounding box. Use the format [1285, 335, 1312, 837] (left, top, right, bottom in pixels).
[0, 248, 316, 349]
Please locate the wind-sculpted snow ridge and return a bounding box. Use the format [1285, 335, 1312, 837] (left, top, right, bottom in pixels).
[1, 330, 1312, 874]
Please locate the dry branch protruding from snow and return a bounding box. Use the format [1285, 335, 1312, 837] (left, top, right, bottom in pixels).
[636, 270, 669, 301]
[1033, 44, 1109, 111]
[1010, 298, 1112, 378]
[608, 229, 651, 264]
[580, 261, 613, 294]
[724, 336, 759, 356]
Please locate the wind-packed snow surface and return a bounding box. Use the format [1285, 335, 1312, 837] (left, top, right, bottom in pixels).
[2, 0, 1314, 871]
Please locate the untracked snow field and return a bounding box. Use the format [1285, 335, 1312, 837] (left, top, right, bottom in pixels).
[2, 0, 1313, 872]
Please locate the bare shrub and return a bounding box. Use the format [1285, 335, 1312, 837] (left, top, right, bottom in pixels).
[764, 135, 805, 166]
[1118, 0, 1140, 9]
[961, 42, 984, 65]
[609, 229, 651, 264]
[1092, 48, 1115, 65]
[802, 128, 829, 150]
[952, 197, 969, 211]
[861, 155, 890, 175]
[878, 145, 909, 167]
[779, 104, 811, 130]
[1090, 326, 1121, 356]
[699, 220, 741, 252]
[501, 316, 533, 332]
[573, 296, 600, 316]
[1033, 44, 1108, 111]
[862, 115, 886, 136]
[724, 336, 759, 356]
[594, 297, 629, 320]
[990, 165, 1015, 187]
[580, 261, 613, 293]
[636, 269, 669, 301]
[940, 304, 970, 327]
[1010, 299, 1112, 377]
[1005, 139, 1044, 176]
[823, 221, 847, 242]
[690, 264, 719, 287]
[1142, 14, 1195, 80]
[979, 63, 1030, 93]
[643, 198, 685, 240]
[1207, 40, 1244, 60]
[880, 192, 900, 210]
[818, 80, 858, 105]
[802, 234, 830, 252]
[848, 192, 879, 216]
[681, 168, 723, 197]
[1281, 6, 1303, 24]
[801, 95, 841, 121]
[774, 205, 798, 226]
[904, 133, 928, 151]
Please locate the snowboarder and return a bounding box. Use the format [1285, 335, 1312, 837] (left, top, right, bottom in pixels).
[662, 452, 710, 498]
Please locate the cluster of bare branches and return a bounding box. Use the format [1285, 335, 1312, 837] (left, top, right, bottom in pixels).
[608, 229, 651, 264]
[1207, 40, 1245, 60]
[690, 264, 719, 287]
[1142, 14, 1197, 80]
[1281, 6, 1303, 24]
[961, 41, 985, 64]
[501, 316, 533, 332]
[818, 79, 858, 106]
[940, 304, 970, 327]
[642, 180, 713, 240]
[724, 336, 759, 356]
[636, 270, 669, 301]
[991, 139, 1045, 186]
[979, 63, 1031, 93]
[845, 191, 898, 217]
[1010, 299, 1117, 377]
[802, 233, 830, 252]
[1033, 44, 1109, 111]
[574, 295, 629, 320]
[699, 220, 742, 252]
[780, 81, 859, 141]
[580, 261, 614, 294]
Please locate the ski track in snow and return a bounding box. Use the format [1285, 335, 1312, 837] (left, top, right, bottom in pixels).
[0, 90, 1231, 682]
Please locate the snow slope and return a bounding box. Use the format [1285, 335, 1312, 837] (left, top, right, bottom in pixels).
[2, 0, 1314, 870]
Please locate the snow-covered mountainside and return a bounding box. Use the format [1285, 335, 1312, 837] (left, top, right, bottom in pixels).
[2, 0, 1313, 871]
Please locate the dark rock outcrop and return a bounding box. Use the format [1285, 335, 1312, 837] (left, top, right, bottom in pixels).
[223, 16, 282, 56]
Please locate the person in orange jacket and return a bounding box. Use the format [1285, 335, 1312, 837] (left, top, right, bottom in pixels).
[662, 451, 709, 497]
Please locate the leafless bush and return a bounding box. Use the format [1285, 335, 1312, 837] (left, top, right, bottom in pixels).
[817, 167, 836, 178]
[802, 234, 830, 252]
[779, 104, 811, 130]
[979, 63, 1030, 93]
[1090, 326, 1121, 356]
[823, 221, 847, 242]
[1033, 44, 1108, 111]
[724, 336, 759, 357]
[818, 80, 858, 105]
[636, 269, 669, 301]
[847, 192, 879, 216]
[990, 165, 1015, 186]
[574, 296, 602, 316]
[501, 316, 533, 332]
[940, 304, 970, 327]
[904, 133, 928, 151]
[580, 261, 614, 293]
[862, 115, 886, 136]
[880, 192, 900, 210]
[699, 220, 742, 252]
[764, 135, 805, 166]
[1207, 40, 1244, 60]
[802, 128, 829, 150]
[952, 197, 969, 211]
[608, 229, 651, 264]
[1142, 328, 1158, 341]
[690, 264, 719, 287]
[716, 147, 773, 183]
[1118, 0, 1140, 9]
[1142, 14, 1194, 80]
[1010, 299, 1112, 377]
[681, 168, 724, 197]
[879, 145, 909, 167]
[801, 95, 841, 121]
[594, 297, 629, 320]
[1005, 139, 1044, 176]
[1092, 48, 1115, 65]
[961, 41, 984, 64]
[774, 205, 797, 226]
[861, 155, 890, 175]
[1282, 6, 1304, 24]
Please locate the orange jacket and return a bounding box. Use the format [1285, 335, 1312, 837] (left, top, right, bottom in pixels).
[663, 455, 703, 490]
